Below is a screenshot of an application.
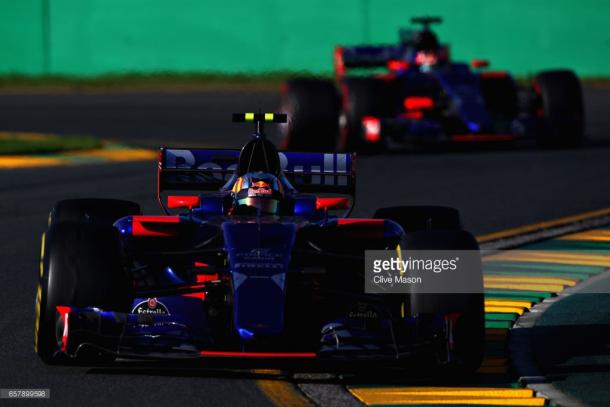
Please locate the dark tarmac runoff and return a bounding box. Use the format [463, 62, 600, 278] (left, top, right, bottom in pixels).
[0, 86, 608, 406]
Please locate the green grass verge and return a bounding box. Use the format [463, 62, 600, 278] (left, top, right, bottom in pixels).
[0, 132, 102, 155]
[0, 72, 331, 92]
[0, 72, 607, 93]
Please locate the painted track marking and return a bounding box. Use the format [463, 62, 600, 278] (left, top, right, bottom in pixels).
[0, 146, 156, 169]
[476, 206, 610, 243]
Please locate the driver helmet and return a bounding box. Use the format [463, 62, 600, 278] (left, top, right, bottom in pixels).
[414, 30, 440, 71]
[231, 172, 284, 215]
[414, 29, 440, 53]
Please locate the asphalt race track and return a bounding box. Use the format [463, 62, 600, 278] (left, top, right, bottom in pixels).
[0, 87, 609, 406]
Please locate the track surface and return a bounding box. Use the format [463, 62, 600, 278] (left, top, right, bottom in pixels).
[0, 87, 609, 148]
[0, 88, 609, 406]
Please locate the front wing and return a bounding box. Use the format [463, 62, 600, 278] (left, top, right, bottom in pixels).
[53, 301, 451, 364]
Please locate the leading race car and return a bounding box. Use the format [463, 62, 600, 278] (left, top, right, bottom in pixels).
[280, 17, 584, 151]
[35, 113, 484, 373]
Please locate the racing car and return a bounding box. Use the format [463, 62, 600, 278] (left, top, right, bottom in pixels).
[35, 113, 484, 373]
[279, 17, 584, 151]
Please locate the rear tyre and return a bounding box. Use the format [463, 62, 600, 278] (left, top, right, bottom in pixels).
[340, 77, 397, 152]
[49, 198, 141, 226]
[533, 70, 584, 148]
[279, 78, 341, 151]
[373, 206, 462, 232]
[35, 222, 132, 364]
[404, 230, 484, 375]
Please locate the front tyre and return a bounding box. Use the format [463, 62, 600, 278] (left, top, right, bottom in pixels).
[374, 205, 462, 232]
[49, 198, 141, 226]
[404, 230, 484, 375]
[35, 222, 132, 364]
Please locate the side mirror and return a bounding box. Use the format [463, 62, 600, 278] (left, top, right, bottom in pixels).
[167, 195, 201, 209]
[471, 59, 490, 69]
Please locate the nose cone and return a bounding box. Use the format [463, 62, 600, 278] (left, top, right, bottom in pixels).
[223, 221, 296, 337]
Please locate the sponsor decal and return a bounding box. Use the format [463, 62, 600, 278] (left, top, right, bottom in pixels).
[248, 187, 272, 196]
[348, 303, 379, 319]
[234, 262, 284, 270]
[131, 298, 170, 315]
[251, 181, 269, 188]
[164, 149, 351, 187]
[238, 248, 283, 262]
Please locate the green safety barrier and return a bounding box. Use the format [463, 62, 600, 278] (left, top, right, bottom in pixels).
[0, 0, 608, 76]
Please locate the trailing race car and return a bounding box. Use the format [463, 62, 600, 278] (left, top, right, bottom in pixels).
[35, 113, 484, 373]
[280, 17, 584, 151]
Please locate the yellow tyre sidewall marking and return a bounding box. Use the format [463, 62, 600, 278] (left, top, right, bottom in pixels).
[34, 232, 46, 352]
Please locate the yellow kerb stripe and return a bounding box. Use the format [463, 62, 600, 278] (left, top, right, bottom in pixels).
[350, 387, 535, 397]
[256, 379, 312, 407]
[485, 305, 525, 315]
[76, 148, 157, 161]
[486, 250, 610, 267]
[349, 387, 546, 406]
[476, 206, 610, 242]
[485, 299, 533, 308]
[483, 282, 565, 292]
[484, 275, 579, 286]
[264, 113, 274, 121]
[0, 156, 65, 168]
[245, 113, 255, 121]
[558, 229, 610, 242]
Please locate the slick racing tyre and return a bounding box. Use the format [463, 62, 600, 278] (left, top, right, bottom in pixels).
[340, 77, 397, 152]
[374, 206, 462, 232]
[49, 198, 141, 226]
[279, 78, 341, 151]
[402, 230, 484, 375]
[35, 222, 132, 364]
[533, 70, 584, 148]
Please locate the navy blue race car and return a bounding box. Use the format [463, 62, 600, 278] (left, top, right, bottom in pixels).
[35, 113, 484, 373]
[280, 17, 584, 151]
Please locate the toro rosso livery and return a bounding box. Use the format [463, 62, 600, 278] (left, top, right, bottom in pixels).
[35, 113, 484, 372]
[280, 17, 584, 151]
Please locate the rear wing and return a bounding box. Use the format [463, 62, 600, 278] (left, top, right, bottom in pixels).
[335, 45, 404, 75]
[158, 147, 356, 196]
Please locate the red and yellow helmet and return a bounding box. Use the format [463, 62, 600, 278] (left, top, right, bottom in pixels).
[231, 172, 284, 215]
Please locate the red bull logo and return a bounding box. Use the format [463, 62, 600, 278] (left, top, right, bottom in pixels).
[251, 180, 269, 188]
